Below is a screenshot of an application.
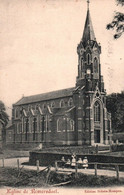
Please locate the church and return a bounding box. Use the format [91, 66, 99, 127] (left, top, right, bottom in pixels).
[12, 1, 112, 147]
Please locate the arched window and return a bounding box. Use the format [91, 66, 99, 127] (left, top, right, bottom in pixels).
[81, 58, 85, 72]
[81, 58, 83, 66]
[23, 118, 26, 133]
[20, 122, 22, 134]
[87, 53, 91, 65]
[35, 105, 39, 111]
[70, 120, 74, 131]
[16, 123, 19, 134]
[33, 117, 37, 140]
[87, 68, 91, 74]
[94, 57, 98, 73]
[108, 120, 110, 131]
[94, 101, 100, 122]
[26, 118, 29, 133]
[51, 101, 55, 108]
[57, 117, 65, 132]
[42, 103, 47, 110]
[15, 108, 19, 118]
[66, 118, 75, 131]
[28, 106, 30, 112]
[60, 99, 65, 108]
[25, 118, 29, 141]
[68, 98, 73, 107]
[44, 115, 50, 132]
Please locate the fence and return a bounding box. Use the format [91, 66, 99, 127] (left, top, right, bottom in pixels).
[1, 158, 124, 181]
[55, 160, 124, 180]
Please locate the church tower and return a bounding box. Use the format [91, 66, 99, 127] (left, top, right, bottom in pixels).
[73, 0, 111, 145]
[76, 1, 104, 91]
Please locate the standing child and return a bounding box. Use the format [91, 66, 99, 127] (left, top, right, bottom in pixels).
[82, 156, 88, 169]
[71, 153, 76, 169]
[65, 159, 71, 168]
[77, 158, 83, 169]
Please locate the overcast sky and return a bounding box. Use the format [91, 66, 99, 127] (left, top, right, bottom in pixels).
[0, 0, 124, 117]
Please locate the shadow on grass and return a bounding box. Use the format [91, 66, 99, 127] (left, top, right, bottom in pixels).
[0, 167, 124, 188]
[49, 172, 124, 188]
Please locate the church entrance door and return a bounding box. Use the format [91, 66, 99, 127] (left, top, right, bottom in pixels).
[94, 129, 100, 143]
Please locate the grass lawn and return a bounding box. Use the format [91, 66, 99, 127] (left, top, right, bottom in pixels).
[0, 167, 124, 188]
[105, 151, 124, 157]
[0, 149, 29, 159]
[0, 167, 47, 188]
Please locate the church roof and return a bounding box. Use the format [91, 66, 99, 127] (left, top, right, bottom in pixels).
[6, 120, 13, 129]
[53, 106, 75, 116]
[53, 107, 68, 116]
[14, 87, 75, 106]
[82, 9, 96, 47]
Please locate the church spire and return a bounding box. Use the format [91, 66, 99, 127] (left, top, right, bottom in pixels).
[82, 0, 96, 47]
[87, 0, 90, 10]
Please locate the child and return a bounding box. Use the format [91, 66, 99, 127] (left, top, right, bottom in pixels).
[77, 158, 83, 169]
[71, 154, 76, 169]
[82, 156, 88, 169]
[61, 156, 65, 169]
[65, 159, 71, 168]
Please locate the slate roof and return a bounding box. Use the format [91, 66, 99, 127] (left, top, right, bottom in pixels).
[53, 108, 68, 116]
[6, 120, 14, 130]
[53, 106, 75, 116]
[82, 9, 96, 47]
[14, 87, 75, 106]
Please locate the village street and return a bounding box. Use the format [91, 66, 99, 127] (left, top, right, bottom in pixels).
[0, 157, 124, 179]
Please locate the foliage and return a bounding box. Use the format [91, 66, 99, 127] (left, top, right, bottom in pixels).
[107, 0, 124, 39]
[0, 101, 9, 126]
[106, 91, 124, 132]
[0, 167, 47, 187]
[1, 167, 124, 188]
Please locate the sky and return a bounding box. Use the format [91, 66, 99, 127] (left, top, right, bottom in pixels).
[0, 0, 124, 117]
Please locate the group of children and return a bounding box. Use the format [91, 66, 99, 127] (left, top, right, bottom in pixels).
[61, 154, 88, 169]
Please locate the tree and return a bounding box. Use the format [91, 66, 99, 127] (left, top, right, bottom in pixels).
[107, 0, 124, 39]
[106, 92, 124, 132]
[0, 101, 9, 127]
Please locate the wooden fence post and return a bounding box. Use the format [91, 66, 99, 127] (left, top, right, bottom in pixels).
[2, 158, 4, 168]
[46, 166, 51, 184]
[55, 161, 58, 171]
[75, 163, 78, 178]
[115, 165, 119, 180]
[36, 160, 39, 174]
[17, 159, 19, 172]
[94, 163, 97, 177]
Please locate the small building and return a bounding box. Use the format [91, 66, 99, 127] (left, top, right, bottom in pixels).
[11, 2, 112, 147]
[5, 121, 14, 145]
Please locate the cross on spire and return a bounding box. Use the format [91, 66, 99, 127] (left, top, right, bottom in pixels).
[87, 0, 90, 10]
[82, 0, 96, 46]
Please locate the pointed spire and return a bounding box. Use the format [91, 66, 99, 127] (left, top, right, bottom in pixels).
[82, 0, 96, 46]
[87, 0, 90, 10]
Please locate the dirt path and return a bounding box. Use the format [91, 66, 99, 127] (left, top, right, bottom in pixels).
[0, 157, 124, 179]
[0, 157, 29, 167]
[0, 149, 29, 159]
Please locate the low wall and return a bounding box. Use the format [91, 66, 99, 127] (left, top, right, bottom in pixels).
[29, 151, 124, 166]
[111, 144, 124, 152]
